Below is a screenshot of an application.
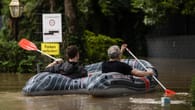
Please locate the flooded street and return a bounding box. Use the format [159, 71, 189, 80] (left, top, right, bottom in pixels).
[148, 58, 195, 92]
[0, 91, 191, 110]
[0, 58, 194, 110]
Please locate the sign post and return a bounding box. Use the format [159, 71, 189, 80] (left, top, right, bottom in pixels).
[42, 13, 62, 56]
[42, 13, 62, 42]
[41, 43, 60, 55]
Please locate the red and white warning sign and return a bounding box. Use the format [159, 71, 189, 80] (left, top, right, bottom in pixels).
[42, 13, 62, 42]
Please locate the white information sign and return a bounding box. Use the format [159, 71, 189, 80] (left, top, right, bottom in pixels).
[42, 13, 62, 42]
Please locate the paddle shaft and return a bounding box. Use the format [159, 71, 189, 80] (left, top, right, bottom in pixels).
[37, 49, 57, 60]
[125, 48, 167, 90]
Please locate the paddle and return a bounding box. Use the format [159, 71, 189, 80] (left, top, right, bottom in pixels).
[125, 48, 176, 96]
[18, 38, 57, 60]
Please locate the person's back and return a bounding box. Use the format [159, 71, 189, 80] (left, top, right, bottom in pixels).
[102, 45, 132, 75]
[102, 60, 132, 75]
[102, 44, 154, 77]
[45, 45, 87, 79]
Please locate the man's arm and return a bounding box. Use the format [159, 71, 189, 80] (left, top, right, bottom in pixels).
[45, 58, 64, 68]
[131, 68, 154, 77]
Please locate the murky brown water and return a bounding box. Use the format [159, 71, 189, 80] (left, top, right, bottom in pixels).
[0, 92, 191, 110]
[0, 58, 194, 110]
[148, 58, 195, 92]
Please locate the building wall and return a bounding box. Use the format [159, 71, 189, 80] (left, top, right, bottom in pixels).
[146, 35, 195, 58]
[146, 14, 195, 58]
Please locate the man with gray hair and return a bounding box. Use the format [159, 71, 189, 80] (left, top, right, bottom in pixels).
[102, 44, 154, 77]
[107, 45, 121, 59]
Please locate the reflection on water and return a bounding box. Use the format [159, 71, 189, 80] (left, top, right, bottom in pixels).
[0, 58, 194, 110]
[0, 73, 33, 92]
[0, 92, 191, 110]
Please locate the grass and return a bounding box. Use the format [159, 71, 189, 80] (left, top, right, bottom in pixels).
[191, 77, 195, 106]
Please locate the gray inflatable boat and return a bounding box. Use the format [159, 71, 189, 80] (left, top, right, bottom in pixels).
[22, 59, 158, 96]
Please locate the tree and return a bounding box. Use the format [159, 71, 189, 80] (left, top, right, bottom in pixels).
[131, 0, 195, 25]
[64, 0, 77, 34]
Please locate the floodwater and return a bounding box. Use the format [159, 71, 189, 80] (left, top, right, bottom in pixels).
[0, 58, 195, 110]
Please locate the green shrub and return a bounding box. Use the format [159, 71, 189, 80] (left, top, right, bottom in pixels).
[83, 30, 123, 64]
[0, 40, 45, 73]
[191, 77, 195, 106]
[0, 31, 124, 73]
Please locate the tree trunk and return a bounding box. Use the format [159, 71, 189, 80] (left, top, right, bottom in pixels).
[50, 0, 55, 12]
[64, 0, 77, 34]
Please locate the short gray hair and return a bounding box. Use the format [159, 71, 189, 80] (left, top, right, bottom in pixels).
[107, 45, 121, 58]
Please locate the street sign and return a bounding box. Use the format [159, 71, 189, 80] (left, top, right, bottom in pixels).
[41, 43, 60, 55]
[42, 13, 62, 42]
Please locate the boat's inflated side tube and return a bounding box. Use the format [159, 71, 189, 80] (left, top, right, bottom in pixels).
[87, 69, 157, 97]
[22, 72, 87, 96]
